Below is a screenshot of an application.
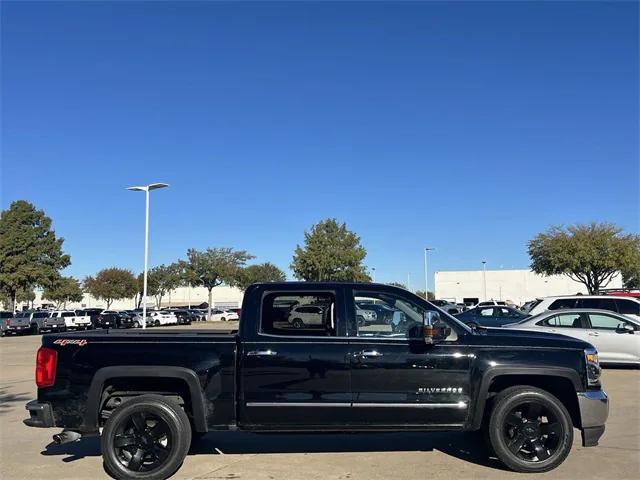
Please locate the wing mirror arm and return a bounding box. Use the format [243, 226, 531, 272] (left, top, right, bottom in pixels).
[423, 311, 440, 344]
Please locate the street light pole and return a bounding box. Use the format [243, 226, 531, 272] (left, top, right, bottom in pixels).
[127, 183, 169, 329]
[482, 260, 487, 301]
[372, 267, 376, 283]
[424, 247, 435, 299]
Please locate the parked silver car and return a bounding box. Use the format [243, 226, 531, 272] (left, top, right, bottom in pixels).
[506, 309, 640, 366]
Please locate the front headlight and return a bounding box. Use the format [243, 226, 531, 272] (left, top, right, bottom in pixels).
[585, 347, 601, 386]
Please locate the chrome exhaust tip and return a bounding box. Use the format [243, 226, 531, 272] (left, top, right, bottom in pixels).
[52, 430, 82, 445]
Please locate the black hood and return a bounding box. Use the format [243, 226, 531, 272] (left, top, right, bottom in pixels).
[465, 327, 593, 350]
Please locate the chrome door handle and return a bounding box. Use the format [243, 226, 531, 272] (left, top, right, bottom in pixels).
[356, 350, 384, 358]
[247, 349, 278, 357]
[588, 332, 599, 337]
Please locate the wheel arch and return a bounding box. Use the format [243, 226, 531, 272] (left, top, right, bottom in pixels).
[469, 367, 583, 430]
[83, 366, 208, 433]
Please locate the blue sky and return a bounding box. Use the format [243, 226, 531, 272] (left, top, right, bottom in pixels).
[1, 1, 638, 289]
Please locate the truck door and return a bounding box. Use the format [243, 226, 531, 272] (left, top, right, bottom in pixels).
[239, 287, 352, 428]
[347, 286, 472, 427]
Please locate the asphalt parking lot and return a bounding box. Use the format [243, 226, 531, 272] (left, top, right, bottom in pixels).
[1, 323, 639, 480]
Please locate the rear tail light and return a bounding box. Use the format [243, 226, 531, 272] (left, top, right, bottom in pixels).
[36, 347, 58, 388]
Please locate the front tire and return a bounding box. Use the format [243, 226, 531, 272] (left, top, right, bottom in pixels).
[488, 386, 573, 473]
[102, 394, 191, 480]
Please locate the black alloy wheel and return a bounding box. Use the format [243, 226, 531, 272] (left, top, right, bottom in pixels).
[113, 412, 171, 472]
[102, 395, 191, 480]
[502, 401, 562, 462]
[488, 386, 573, 473]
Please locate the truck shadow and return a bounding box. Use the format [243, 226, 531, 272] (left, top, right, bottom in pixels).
[40, 431, 507, 470]
[0, 388, 32, 415]
[192, 431, 506, 470]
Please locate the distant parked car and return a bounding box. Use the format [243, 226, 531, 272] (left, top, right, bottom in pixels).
[287, 305, 325, 328]
[210, 309, 239, 322]
[19, 310, 65, 334]
[0, 310, 30, 336]
[355, 302, 394, 324]
[477, 300, 507, 307]
[456, 305, 528, 328]
[506, 309, 640, 366]
[96, 311, 136, 329]
[189, 309, 207, 321]
[49, 310, 91, 331]
[146, 310, 177, 326]
[520, 299, 541, 314]
[77, 308, 104, 328]
[430, 299, 461, 314]
[528, 295, 640, 321]
[167, 309, 193, 325]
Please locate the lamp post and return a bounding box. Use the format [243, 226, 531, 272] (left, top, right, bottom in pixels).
[482, 260, 487, 301]
[372, 267, 376, 283]
[127, 183, 169, 328]
[424, 247, 435, 299]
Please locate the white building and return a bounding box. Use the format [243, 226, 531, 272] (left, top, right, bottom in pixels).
[29, 285, 244, 311]
[434, 269, 624, 306]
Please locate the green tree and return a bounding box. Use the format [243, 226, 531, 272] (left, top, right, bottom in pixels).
[147, 263, 183, 308]
[0, 287, 35, 310]
[415, 290, 435, 300]
[621, 255, 640, 290]
[185, 248, 253, 320]
[43, 276, 84, 309]
[0, 200, 71, 311]
[84, 268, 138, 309]
[528, 222, 640, 294]
[291, 218, 370, 282]
[235, 262, 286, 290]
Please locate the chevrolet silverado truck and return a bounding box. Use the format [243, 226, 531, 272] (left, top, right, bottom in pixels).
[24, 282, 608, 480]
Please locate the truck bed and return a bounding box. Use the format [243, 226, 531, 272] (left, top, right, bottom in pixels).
[39, 327, 239, 431]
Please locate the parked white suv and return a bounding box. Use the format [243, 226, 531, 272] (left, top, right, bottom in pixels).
[146, 311, 177, 326]
[528, 295, 640, 321]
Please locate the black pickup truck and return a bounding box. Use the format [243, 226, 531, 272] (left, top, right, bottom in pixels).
[24, 282, 608, 480]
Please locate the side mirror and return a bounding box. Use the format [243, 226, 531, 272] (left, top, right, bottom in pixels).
[423, 311, 441, 344]
[616, 324, 635, 334]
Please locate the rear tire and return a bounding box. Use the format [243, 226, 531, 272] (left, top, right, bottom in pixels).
[102, 394, 191, 480]
[487, 386, 573, 473]
[292, 318, 303, 328]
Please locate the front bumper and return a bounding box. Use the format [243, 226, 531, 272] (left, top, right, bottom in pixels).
[24, 400, 55, 428]
[578, 390, 609, 447]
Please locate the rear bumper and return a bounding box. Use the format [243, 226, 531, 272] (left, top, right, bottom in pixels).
[23, 400, 55, 428]
[578, 390, 609, 446]
[2, 325, 29, 332]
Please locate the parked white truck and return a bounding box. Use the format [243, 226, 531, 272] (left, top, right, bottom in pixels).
[49, 310, 92, 330]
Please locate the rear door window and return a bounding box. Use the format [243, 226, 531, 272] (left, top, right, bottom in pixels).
[261, 292, 336, 336]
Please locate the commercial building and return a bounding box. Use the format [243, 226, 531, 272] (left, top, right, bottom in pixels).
[434, 269, 624, 306]
[28, 285, 244, 311]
